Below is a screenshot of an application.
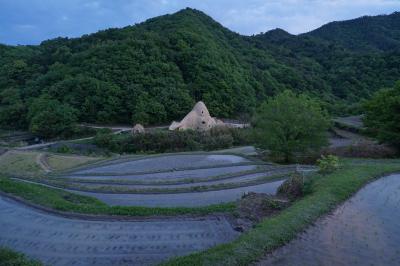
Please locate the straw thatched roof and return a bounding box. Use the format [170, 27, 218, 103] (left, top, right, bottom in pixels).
[132, 123, 145, 134]
[169, 101, 224, 131]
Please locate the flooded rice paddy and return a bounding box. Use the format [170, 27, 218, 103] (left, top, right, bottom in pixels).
[258, 173, 400, 266]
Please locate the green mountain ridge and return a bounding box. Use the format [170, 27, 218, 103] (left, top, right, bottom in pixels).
[305, 11, 400, 52]
[0, 8, 399, 130]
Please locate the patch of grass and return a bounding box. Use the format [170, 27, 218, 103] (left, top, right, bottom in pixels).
[46, 154, 101, 171]
[0, 177, 235, 216]
[0, 151, 43, 176]
[0, 247, 41, 266]
[162, 158, 400, 265]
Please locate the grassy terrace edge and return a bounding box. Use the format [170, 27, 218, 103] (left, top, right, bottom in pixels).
[0, 247, 41, 266]
[162, 158, 400, 265]
[11, 172, 288, 194]
[0, 177, 235, 216]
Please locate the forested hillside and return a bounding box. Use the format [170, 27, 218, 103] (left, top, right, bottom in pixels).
[306, 12, 400, 52]
[0, 8, 399, 131]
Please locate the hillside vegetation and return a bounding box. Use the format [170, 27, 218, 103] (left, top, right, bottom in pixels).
[1, 8, 399, 132]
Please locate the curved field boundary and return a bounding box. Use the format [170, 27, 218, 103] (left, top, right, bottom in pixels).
[11, 174, 287, 195]
[36, 153, 51, 173]
[54, 167, 268, 185]
[57, 167, 294, 186]
[56, 151, 267, 175]
[0, 190, 230, 221]
[0, 194, 238, 265]
[62, 162, 268, 177]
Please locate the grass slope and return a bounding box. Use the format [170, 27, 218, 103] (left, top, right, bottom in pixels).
[162, 158, 400, 265]
[0, 247, 41, 266]
[0, 177, 235, 216]
[0, 151, 43, 176]
[46, 154, 100, 171]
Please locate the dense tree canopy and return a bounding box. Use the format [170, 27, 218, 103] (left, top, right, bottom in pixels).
[0, 8, 399, 134]
[28, 95, 78, 139]
[363, 82, 400, 149]
[253, 90, 330, 162]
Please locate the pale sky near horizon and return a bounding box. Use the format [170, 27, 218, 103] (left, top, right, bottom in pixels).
[1, 0, 399, 45]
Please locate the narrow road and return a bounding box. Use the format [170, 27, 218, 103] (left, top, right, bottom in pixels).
[0, 195, 238, 266]
[257, 173, 400, 266]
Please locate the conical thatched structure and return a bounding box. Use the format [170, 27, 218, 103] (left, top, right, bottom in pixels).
[169, 101, 224, 131]
[132, 123, 145, 134]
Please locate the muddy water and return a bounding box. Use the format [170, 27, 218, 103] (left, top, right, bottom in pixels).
[258, 173, 400, 266]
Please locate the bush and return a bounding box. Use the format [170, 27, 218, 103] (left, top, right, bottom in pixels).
[277, 173, 304, 200]
[363, 81, 400, 149]
[94, 127, 251, 154]
[0, 247, 41, 266]
[93, 130, 114, 147]
[324, 142, 397, 158]
[317, 155, 339, 173]
[56, 144, 71, 153]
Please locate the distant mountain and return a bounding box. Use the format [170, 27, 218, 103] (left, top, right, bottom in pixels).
[256, 28, 293, 42]
[0, 8, 399, 130]
[305, 12, 400, 52]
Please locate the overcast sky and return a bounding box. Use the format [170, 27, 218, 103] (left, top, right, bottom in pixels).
[1, 0, 399, 45]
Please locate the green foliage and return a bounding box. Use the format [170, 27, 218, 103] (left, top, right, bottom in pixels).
[277, 173, 304, 200]
[254, 90, 330, 162]
[94, 127, 250, 154]
[0, 177, 236, 216]
[93, 130, 114, 148]
[0, 247, 41, 266]
[363, 82, 400, 149]
[0, 9, 400, 136]
[317, 155, 340, 173]
[56, 144, 71, 154]
[307, 12, 400, 52]
[28, 96, 78, 139]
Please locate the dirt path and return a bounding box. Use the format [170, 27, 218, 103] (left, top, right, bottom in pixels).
[257, 173, 400, 266]
[0, 195, 238, 266]
[36, 153, 51, 173]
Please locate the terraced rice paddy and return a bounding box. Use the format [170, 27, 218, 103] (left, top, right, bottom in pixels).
[0, 195, 238, 266]
[0, 151, 299, 265]
[41, 153, 301, 206]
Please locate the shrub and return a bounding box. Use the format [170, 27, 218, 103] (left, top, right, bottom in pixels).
[56, 144, 71, 153]
[317, 155, 339, 173]
[94, 127, 250, 154]
[277, 173, 304, 200]
[0, 247, 41, 266]
[93, 130, 114, 147]
[324, 142, 397, 158]
[363, 81, 400, 149]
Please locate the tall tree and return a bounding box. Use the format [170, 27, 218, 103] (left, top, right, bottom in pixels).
[363, 81, 400, 149]
[254, 90, 330, 162]
[28, 96, 78, 139]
